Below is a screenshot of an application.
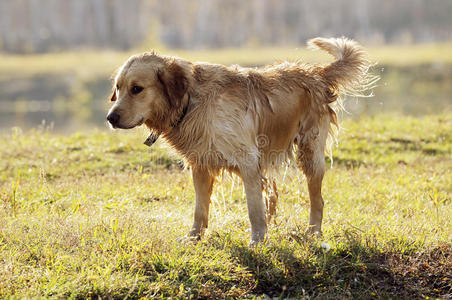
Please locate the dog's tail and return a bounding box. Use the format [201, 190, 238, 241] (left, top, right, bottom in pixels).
[307, 37, 379, 97]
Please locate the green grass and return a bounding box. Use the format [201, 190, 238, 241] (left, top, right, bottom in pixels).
[0, 114, 451, 298]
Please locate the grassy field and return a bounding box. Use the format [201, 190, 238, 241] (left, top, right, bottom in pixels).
[0, 113, 451, 298]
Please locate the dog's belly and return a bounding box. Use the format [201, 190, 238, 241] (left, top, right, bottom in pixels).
[260, 90, 307, 152]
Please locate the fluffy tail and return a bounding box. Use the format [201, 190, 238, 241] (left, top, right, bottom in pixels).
[308, 37, 379, 97]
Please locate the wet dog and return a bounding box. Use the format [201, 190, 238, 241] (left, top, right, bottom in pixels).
[107, 37, 376, 245]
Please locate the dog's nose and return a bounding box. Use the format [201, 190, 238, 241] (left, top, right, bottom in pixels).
[107, 112, 120, 126]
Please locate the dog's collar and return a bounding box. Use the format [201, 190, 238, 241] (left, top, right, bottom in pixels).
[144, 132, 160, 147]
[144, 94, 190, 147]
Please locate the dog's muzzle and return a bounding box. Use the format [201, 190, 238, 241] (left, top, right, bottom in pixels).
[107, 112, 120, 127]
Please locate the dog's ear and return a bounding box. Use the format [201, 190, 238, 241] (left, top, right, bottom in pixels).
[110, 90, 117, 102]
[109, 68, 120, 102]
[157, 62, 188, 108]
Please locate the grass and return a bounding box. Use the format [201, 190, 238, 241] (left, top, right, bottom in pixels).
[0, 113, 451, 298]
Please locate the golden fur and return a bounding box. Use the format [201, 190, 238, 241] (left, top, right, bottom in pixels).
[107, 37, 377, 245]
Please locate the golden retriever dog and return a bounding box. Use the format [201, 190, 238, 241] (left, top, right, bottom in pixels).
[107, 37, 376, 245]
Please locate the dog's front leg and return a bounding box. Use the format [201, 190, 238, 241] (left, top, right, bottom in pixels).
[189, 167, 215, 239]
[240, 167, 267, 245]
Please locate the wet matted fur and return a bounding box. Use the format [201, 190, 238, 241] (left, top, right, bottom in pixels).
[107, 37, 377, 245]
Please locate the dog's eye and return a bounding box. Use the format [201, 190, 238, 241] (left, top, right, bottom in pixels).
[131, 86, 144, 95]
[116, 84, 119, 90]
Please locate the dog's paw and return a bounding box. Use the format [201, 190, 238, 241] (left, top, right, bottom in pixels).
[249, 239, 267, 248]
[248, 234, 269, 248]
[305, 225, 322, 237]
[175, 234, 200, 244]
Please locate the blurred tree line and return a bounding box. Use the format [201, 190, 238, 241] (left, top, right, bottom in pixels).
[0, 0, 451, 53]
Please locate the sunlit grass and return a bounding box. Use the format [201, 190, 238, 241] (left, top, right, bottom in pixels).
[368, 42, 452, 66]
[0, 114, 451, 298]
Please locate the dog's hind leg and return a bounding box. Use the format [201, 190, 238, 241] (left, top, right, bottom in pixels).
[297, 118, 330, 234]
[189, 167, 216, 239]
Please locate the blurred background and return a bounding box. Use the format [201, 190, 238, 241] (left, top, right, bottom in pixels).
[1, 0, 451, 132]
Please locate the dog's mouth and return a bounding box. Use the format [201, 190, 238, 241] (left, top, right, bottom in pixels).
[111, 117, 144, 130]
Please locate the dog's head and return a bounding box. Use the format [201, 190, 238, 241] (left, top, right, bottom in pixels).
[106, 52, 189, 130]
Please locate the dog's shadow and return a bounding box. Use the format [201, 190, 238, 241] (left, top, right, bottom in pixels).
[207, 233, 324, 297]
[205, 230, 447, 298]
